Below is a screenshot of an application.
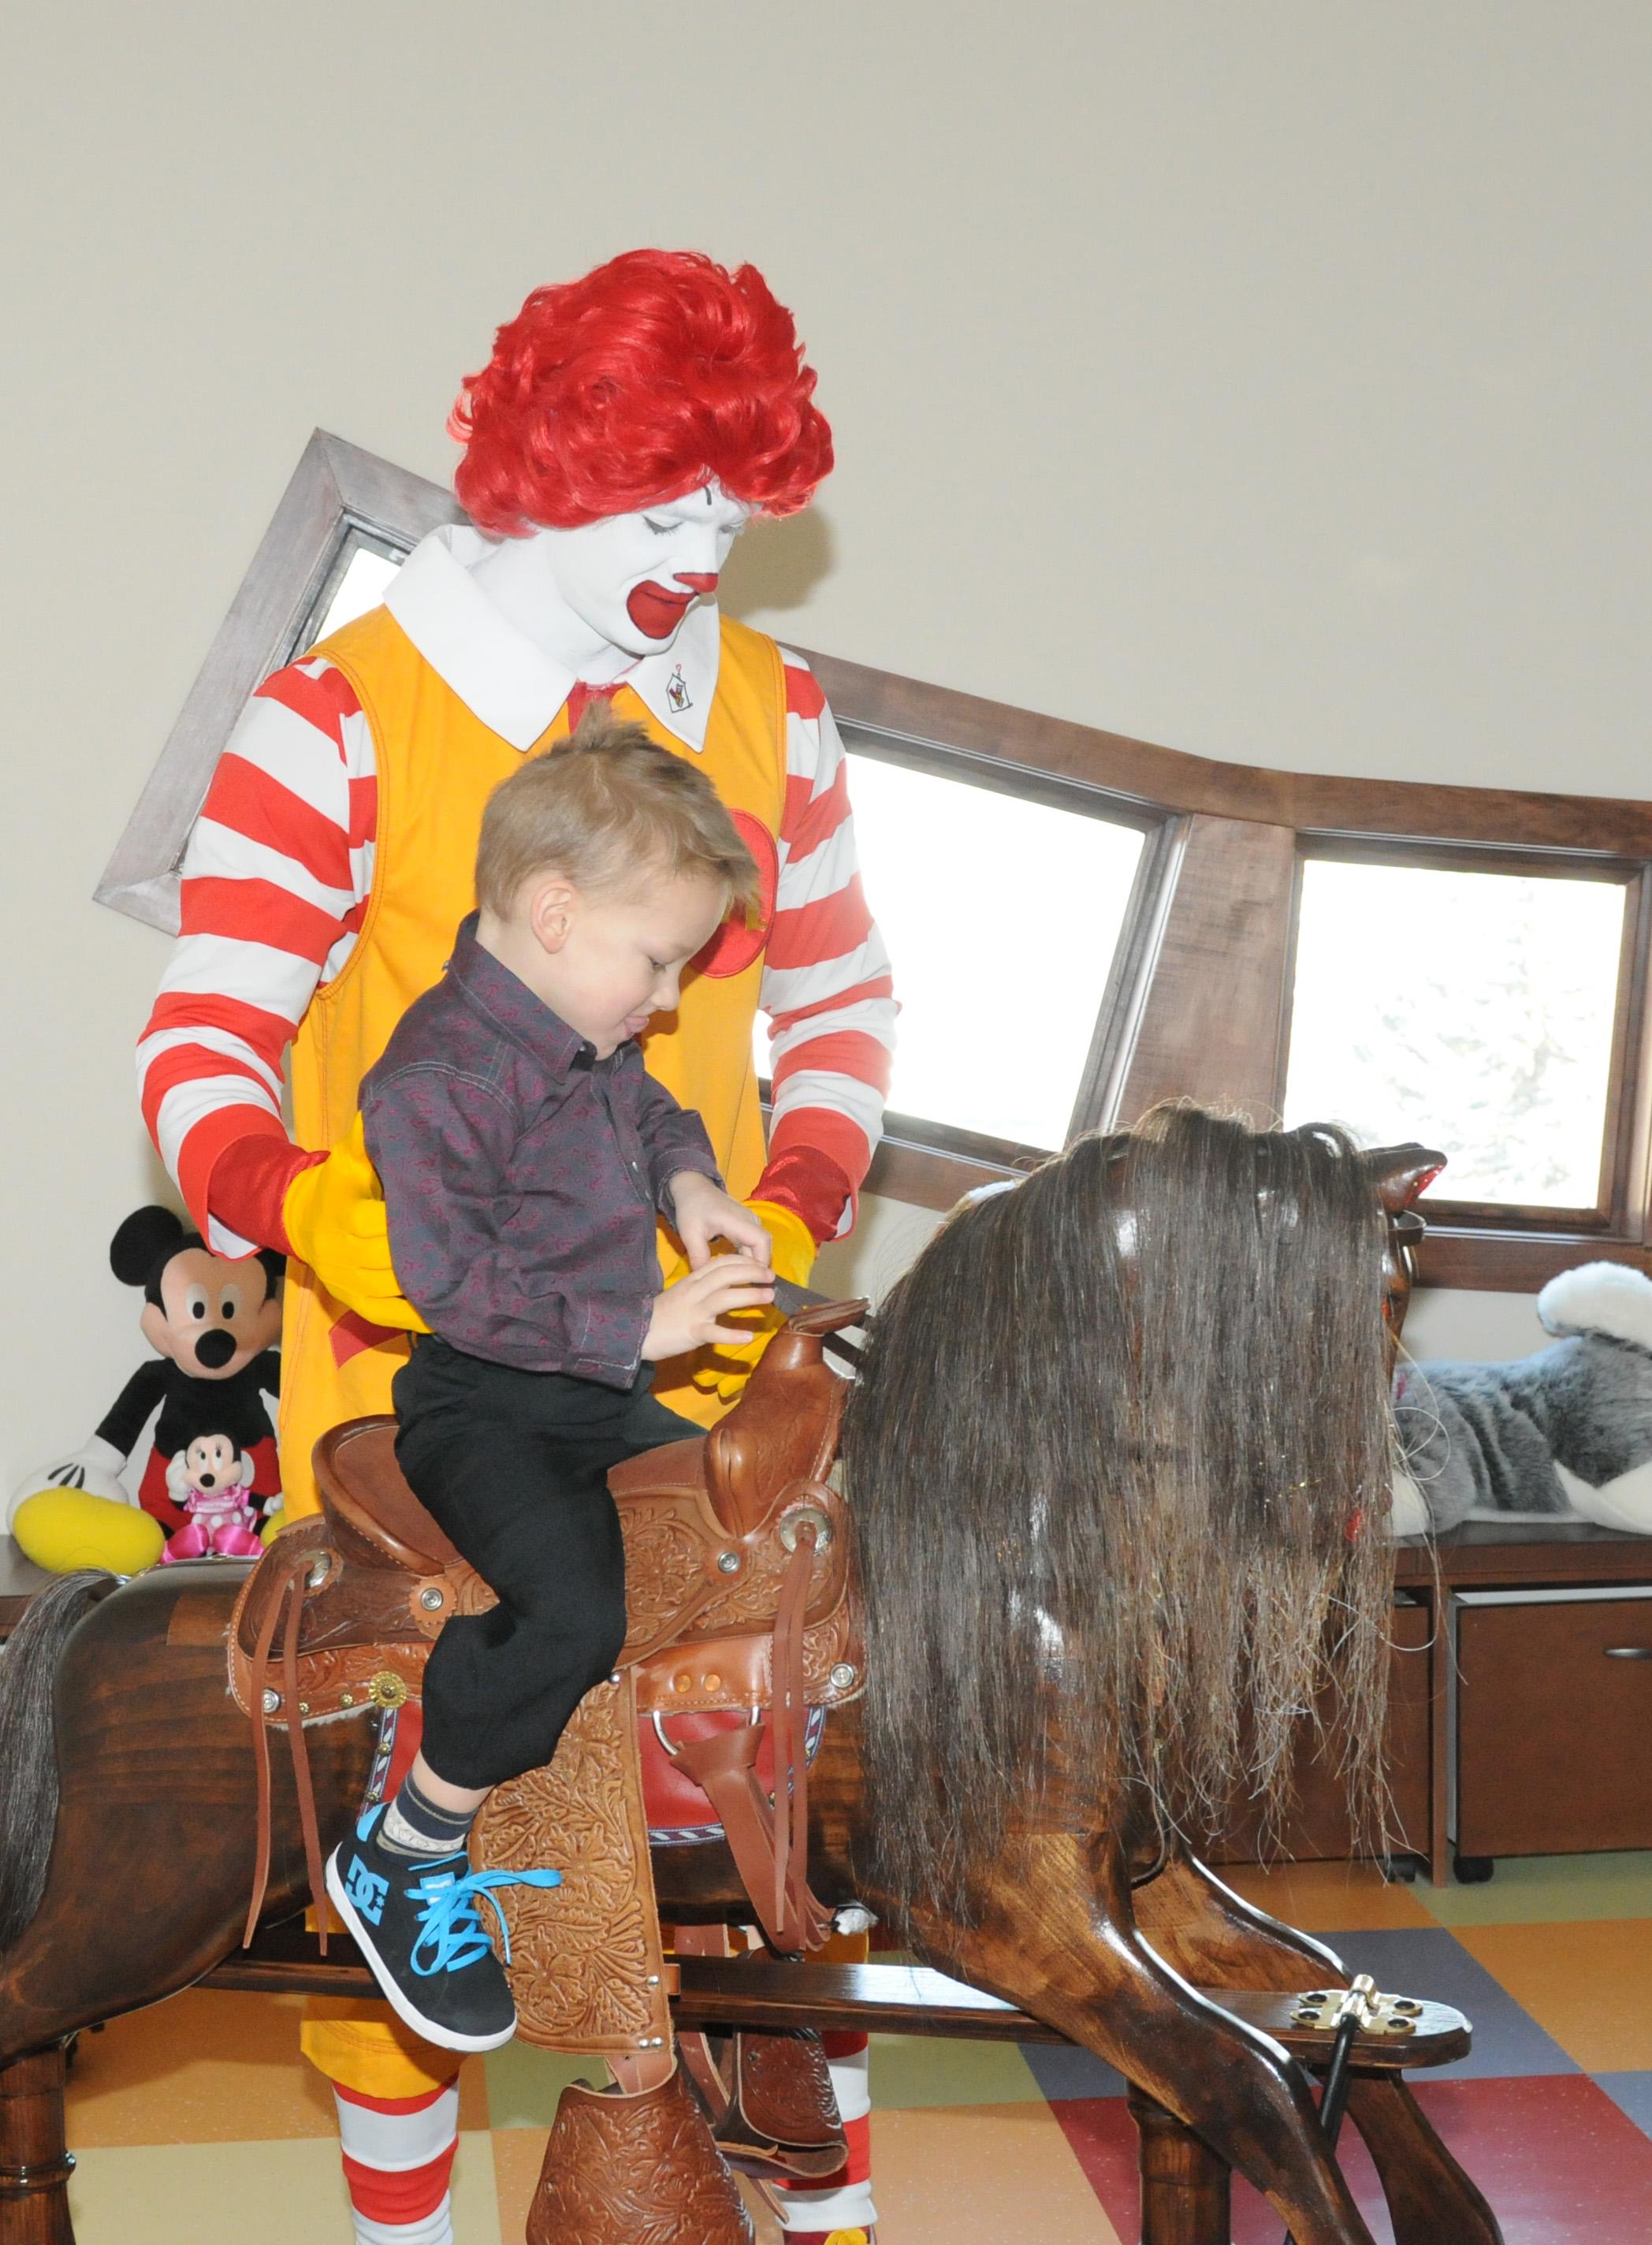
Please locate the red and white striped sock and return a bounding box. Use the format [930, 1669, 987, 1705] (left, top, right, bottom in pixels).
[771, 2031, 876, 2240]
[334, 2081, 460, 2245]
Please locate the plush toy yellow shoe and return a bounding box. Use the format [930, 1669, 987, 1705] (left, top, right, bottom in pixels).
[11, 1487, 165, 1575]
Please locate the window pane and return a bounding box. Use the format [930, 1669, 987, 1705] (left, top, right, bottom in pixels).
[813, 756, 1145, 1150]
[1283, 859, 1626, 1207]
[309, 538, 404, 645]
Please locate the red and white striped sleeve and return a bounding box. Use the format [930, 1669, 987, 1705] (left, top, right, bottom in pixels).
[755, 653, 897, 1242]
[136, 659, 378, 1258]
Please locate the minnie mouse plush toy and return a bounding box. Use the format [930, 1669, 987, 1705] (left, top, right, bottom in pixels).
[9, 1205, 282, 1573]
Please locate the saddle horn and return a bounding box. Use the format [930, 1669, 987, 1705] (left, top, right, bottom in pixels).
[704, 1299, 868, 1542]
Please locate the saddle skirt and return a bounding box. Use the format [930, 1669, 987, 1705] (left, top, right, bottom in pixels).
[229, 1300, 868, 2014]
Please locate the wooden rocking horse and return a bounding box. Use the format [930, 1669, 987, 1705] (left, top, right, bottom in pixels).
[0, 1105, 1502, 2244]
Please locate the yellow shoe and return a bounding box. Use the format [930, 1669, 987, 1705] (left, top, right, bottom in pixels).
[11, 1488, 165, 1574]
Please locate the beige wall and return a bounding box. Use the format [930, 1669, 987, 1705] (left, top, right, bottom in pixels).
[3, 5, 1648, 1483]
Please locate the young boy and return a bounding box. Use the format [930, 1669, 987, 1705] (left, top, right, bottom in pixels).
[325, 711, 776, 2052]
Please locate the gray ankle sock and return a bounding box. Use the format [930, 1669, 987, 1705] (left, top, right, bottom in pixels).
[378, 1772, 478, 1860]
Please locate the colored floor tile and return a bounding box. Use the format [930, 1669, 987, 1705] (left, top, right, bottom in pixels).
[1054, 2075, 1652, 2245]
[868, 2029, 1047, 2108]
[1019, 2037, 1129, 2102]
[869, 2102, 1124, 2243]
[1419, 1848, 1652, 1925]
[481, 2039, 604, 2130]
[1222, 1856, 1436, 1931]
[65, 2130, 500, 2244]
[64, 1989, 490, 2145]
[1453, 1916, 1652, 2072]
[1312, 1924, 1578, 2079]
[1592, 2068, 1652, 2142]
[64, 1992, 340, 2146]
[1402, 2076, 1652, 2244]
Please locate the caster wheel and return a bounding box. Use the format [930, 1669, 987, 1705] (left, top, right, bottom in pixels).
[1453, 1854, 1495, 1885]
[1378, 1852, 1420, 1884]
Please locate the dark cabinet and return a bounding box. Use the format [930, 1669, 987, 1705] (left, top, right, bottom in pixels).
[1453, 1588, 1652, 1860]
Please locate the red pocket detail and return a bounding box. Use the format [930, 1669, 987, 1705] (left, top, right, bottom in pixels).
[691, 811, 778, 981]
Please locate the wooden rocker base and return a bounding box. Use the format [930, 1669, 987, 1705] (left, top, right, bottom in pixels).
[0, 1938, 1467, 2245]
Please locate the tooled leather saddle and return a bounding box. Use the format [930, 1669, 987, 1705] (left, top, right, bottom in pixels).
[229, 1299, 867, 2093]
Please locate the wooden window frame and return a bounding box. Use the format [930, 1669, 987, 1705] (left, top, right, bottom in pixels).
[95, 431, 461, 933]
[99, 430, 1652, 1290]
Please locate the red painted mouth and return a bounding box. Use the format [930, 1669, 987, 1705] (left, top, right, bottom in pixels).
[626, 572, 719, 640]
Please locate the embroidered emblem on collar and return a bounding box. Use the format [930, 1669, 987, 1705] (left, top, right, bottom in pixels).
[665, 664, 692, 715]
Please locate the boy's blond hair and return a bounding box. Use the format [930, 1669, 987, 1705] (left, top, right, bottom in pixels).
[476, 707, 761, 919]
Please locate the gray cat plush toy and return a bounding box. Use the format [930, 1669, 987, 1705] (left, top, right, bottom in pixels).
[1393, 1262, 1652, 1536]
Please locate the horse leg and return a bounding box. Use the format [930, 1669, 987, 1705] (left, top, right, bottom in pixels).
[1128, 2082, 1232, 2245]
[0, 2042, 74, 2244]
[1133, 1852, 1504, 2245]
[901, 1826, 1379, 2245]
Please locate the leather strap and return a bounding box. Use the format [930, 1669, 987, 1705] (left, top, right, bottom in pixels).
[242, 1539, 331, 1953]
[677, 2027, 735, 2125]
[281, 1552, 329, 1954]
[670, 1530, 832, 1953]
[769, 1525, 815, 1947]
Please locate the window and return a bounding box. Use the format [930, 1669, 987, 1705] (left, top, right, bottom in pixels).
[832, 750, 1145, 1152]
[1283, 853, 1634, 1219]
[308, 531, 405, 644]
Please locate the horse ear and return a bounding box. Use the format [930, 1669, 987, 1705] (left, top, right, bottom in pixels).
[110, 1205, 186, 1286]
[1360, 1145, 1446, 1215]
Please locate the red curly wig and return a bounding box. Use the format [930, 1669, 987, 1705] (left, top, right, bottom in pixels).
[451, 250, 834, 535]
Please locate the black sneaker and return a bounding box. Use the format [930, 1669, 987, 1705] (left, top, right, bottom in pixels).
[324, 1804, 561, 2053]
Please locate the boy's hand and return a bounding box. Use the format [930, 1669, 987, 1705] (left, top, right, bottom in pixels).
[642, 1255, 776, 1363]
[668, 1171, 776, 1271]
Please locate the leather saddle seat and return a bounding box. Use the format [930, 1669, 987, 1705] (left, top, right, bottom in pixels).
[230, 1297, 869, 1735]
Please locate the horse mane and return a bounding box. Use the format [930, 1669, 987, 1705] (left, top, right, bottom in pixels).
[843, 1102, 1396, 1927]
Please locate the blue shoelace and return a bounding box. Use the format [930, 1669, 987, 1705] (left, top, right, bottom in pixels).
[407, 1863, 562, 1979]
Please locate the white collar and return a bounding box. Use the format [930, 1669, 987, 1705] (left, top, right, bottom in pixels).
[384, 523, 720, 754]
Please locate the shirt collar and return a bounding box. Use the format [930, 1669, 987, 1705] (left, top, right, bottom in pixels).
[445, 912, 599, 1079]
[385, 523, 720, 755]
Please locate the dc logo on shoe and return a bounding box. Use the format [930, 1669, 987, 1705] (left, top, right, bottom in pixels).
[344, 1856, 390, 1925]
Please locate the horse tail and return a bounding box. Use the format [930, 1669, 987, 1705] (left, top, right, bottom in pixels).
[0, 1570, 117, 1952]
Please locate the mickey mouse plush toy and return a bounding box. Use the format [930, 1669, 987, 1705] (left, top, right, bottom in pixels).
[9, 1206, 282, 1573]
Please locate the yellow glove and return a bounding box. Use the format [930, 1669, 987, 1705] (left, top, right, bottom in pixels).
[281, 1113, 430, 1332]
[665, 1200, 817, 1404]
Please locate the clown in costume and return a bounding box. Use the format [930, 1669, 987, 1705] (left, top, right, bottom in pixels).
[99, 252, 892, 2245]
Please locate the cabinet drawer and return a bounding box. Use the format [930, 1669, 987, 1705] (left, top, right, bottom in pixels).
[1456, 1589, 1652, 1857]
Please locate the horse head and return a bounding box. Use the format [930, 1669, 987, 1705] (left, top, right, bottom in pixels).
[843, 1102, 1409, 1931]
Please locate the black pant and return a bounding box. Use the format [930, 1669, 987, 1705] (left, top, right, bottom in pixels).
[392, 1337, 698, 1792]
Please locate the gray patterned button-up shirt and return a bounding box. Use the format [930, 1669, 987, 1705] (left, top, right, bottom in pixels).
[362, 914, 720, 1383]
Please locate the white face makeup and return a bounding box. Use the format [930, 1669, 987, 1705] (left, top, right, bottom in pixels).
[526, 482, 753, 661]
